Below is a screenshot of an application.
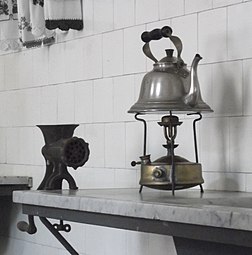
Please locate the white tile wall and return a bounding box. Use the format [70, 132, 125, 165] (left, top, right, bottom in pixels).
[4, 88, 41, 126]
[32, 47, 49, 87]
[147, 120, 167, 160]
[93, 0, 114, 34]
[32, 126, 45, 166]
[114, 0, 135, 29]
[198, 8, 227, 63]
[114, 169, 138, 188]
[200, 117, 230, 172]
[228, 2, 252, 60]
[21, 88, 41, 126]
[93, 78, 113, 122]
[125, 121, 144, 167]
[185, 0, 213, 14]
[82, 35, 103, 80]
[0, 237, 62, 255]
[57, 83, 75, 123]
[104, 122, 126, 168]
[0, 128, 6, 163]
[243, 59, 252, 115]
[0, 92, 6, 126]
[126, 231, 149, 255]
[84, 123, 105, 168]
[0, 59, 4, 91]
[103, 30, 124, 77]
[135, 0, 159, 25]
[6, 127, 20, 164]
[171, 14, 198, 65]
[149, 234, 177, 255]
[212, 61, 242, 116]
[213, 0, 242, 7]
[4, 91, 19, 126]
[40, 85, 58, 124]
[48, 43, 66, 85]
[18, 50, 33, 88]
[113, 75, 135, 122]
[197, 64, 213, 113]
[2, 0, 252, 255]
[70, 167, 95, 189]
[123, 25, 146, 74]
[203, 172, 246, 191]
[159, 0, 184, 19]
[81, 0, 94, 36]
[85, 225, 126, 255]
[92, 167, 115, 188]
[133, 73, 145, 100]
[65, 39, 84, 82]
[4, 53, 19, 90]
[18, 127, 35, 165]
[74, 80, 93, 123]
[176, 118, 197, 162]
[229, 117, 252, 173]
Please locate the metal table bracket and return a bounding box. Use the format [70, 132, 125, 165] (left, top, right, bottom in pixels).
[40, 217, 78, 255]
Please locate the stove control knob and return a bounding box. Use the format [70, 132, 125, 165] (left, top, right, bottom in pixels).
[153, 167, 165, 178]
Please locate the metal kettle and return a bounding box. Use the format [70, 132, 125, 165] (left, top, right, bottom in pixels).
[128, 26, 212, 114]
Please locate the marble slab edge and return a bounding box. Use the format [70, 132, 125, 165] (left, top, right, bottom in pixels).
[13, 189, 252, 232]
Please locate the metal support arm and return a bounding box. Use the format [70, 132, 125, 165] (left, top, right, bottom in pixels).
[39, 217, 79, 255]
[187, 112, 203, 193]
[17, 215, 78, 254]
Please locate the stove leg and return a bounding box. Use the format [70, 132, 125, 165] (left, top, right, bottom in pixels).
[199, 184, 204, 193]
[173, 237, 252, 255]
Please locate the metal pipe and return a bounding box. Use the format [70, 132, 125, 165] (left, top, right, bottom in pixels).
[169, 111, 176, 196]
[135, 113, 147, 156]
[187, 112, 204, 193]
[187, 112, 202, 163]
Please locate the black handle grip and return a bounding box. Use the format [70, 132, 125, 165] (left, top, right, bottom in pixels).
[141, 26, 173, 43]
[131, 161, 141, 167]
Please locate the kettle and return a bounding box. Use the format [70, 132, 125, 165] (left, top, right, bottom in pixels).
[128, 26, 212, 114]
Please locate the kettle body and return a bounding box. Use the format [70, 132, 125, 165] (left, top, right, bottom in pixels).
[128, 26, 213, 114]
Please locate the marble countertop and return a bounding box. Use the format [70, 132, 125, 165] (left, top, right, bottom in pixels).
[13, 188, 252, 232]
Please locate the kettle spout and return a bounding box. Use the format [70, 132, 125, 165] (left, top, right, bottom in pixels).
[183, 54, 202, 107]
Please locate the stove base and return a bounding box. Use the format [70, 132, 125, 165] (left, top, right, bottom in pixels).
[140, 162, 204, 191]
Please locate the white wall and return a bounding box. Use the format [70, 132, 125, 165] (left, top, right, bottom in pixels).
[0, 0, 252, 254]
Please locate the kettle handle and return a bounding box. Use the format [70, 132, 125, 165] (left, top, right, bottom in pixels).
[141, 26, 184, 65]
[141, 26, 172, 43]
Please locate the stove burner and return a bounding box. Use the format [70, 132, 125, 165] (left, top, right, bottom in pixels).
[132, 113, 204, 195]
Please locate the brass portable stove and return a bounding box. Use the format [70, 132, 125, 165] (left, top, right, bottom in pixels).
[128, 26, 213, 195]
